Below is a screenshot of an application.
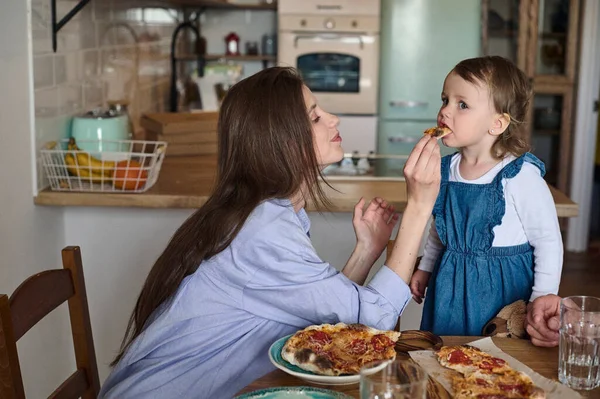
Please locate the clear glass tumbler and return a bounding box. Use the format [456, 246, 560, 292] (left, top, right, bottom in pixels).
[360, 359, 428, 399]
[558, 296, 600, 390]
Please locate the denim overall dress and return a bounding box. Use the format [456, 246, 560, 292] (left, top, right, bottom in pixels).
[420, 152, 545, 336]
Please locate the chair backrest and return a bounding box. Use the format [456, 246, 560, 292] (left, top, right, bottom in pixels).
[0, 246, 100, 399]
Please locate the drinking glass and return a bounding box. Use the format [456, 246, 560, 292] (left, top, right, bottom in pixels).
[360, 359, 428, 399]
[558, 296, 600, 390]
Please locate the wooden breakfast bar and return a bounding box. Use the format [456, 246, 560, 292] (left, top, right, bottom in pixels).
[34, 155, 579, 218]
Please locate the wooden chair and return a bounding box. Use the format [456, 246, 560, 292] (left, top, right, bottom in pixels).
[386, 240, 422, 332]
[0, 246, 100, 399]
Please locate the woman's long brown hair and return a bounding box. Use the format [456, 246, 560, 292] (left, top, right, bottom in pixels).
[112, 67, 332, 365]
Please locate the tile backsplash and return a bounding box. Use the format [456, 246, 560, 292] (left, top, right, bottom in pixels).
[32, 0, 179, 190]
[31, 0, 277, 191]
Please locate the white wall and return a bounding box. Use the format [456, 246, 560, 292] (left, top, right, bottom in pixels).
[0, 1, 72, 398]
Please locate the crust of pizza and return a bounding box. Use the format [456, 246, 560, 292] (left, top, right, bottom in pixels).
[424, 126, 452, 139]
[281, 322, 401, 376]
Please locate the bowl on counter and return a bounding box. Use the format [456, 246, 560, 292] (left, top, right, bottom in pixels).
[70, 108, 130, 157]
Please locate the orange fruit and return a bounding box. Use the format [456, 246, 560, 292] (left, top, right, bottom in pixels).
[113, 160, 148, 190]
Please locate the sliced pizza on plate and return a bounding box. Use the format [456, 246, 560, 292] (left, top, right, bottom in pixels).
[281, 322, 401, 376]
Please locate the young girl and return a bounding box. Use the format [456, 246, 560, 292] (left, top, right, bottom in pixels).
[410, 56, 563, 336]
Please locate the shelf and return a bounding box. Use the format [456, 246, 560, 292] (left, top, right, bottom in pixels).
[167, 0, 276, 9]
[176, 54, 277, 62]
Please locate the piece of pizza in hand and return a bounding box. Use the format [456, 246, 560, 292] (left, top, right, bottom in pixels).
[281, 322, 401, 376]
[424, 126, 452, 139]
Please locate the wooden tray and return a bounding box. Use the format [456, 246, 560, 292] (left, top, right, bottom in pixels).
[396, 330, 451, 399]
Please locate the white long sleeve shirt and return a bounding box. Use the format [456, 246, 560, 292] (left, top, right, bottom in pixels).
[418, 153, 563, 301]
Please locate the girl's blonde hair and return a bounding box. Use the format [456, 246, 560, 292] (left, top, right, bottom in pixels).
[452, 56, 531, 159]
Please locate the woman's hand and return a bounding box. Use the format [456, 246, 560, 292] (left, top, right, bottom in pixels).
[525, 294, 561, 347]
[403, 136, 441, 215]
[353, 197, 399, 259]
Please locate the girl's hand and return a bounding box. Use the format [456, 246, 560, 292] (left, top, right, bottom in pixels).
[403, 136, 441, 215]
[410, 269, 431, 304]
[352, 197, 399, 258]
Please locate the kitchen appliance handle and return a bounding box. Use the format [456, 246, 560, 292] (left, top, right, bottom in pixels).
[316, 4, 342, 10]
[388, 136, 420, 143]
[294, 34, 363, 49]
[389, 100, 428, 108]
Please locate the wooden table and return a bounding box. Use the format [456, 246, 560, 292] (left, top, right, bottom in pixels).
[237, 337, 600, 398]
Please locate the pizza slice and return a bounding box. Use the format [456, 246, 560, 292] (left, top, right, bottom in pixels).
[437, 345, 546, 399]
[437, 345, 512, 375]
[424, 126, 452, 139]
[452, 370, 546, 399]
[281, 322, 401, 376]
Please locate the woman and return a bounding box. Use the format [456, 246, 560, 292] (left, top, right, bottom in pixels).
[100, 67, 441, 399]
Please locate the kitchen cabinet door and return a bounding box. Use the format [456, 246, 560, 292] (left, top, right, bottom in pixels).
[481, 0, 528, 69]
[527, 90, 573, 191]
[528, 0, 580, 85]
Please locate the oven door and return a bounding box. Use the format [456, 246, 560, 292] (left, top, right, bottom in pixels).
[278, 32, 379, 115]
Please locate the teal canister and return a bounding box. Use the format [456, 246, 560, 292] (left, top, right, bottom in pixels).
[70, 109, 129, 153]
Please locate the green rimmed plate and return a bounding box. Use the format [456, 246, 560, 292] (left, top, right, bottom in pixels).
[235, 386, 353, 399]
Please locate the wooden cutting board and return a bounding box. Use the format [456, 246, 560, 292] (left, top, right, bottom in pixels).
[141, 111, 218, 135]
[146, 131, 217, 145]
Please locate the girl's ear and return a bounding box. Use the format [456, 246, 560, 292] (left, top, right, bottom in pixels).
[489, 113, 511, 137]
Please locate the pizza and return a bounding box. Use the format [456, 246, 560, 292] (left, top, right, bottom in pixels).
[436, 346, 546, 399]
[437, 345, 512, 375]
[424, 126, 452, 139]
[452, 371, 545, 399]
[281, 323, 401, 376]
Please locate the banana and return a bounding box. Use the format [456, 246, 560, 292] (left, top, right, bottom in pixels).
[65, 138, 116, 178]
[64, 153, 111, 184]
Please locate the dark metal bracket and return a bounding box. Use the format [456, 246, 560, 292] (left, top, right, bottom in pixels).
[51, 0, 93, 52]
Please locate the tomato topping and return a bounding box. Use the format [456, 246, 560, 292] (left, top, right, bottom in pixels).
[479, 360, 494, 370]
[371, 334, 394, 352]
[499, 383, 528, 394]
[491, 357, 506, 366]
[347, 339, 367, 355]
[310, 331, 332, 345]
[476, 378, 490, 386]
[448, 349, 472, 365]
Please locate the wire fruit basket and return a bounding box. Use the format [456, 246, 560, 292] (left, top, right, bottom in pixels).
[41, 138, 167, 193]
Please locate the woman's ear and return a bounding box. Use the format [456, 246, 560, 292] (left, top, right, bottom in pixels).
[489, 113, 511, 137]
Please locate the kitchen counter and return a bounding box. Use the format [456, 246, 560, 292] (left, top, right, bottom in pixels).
[34, 155, 579, 217]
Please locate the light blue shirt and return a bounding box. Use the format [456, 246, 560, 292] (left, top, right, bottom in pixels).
[99, 199, 412, 399]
